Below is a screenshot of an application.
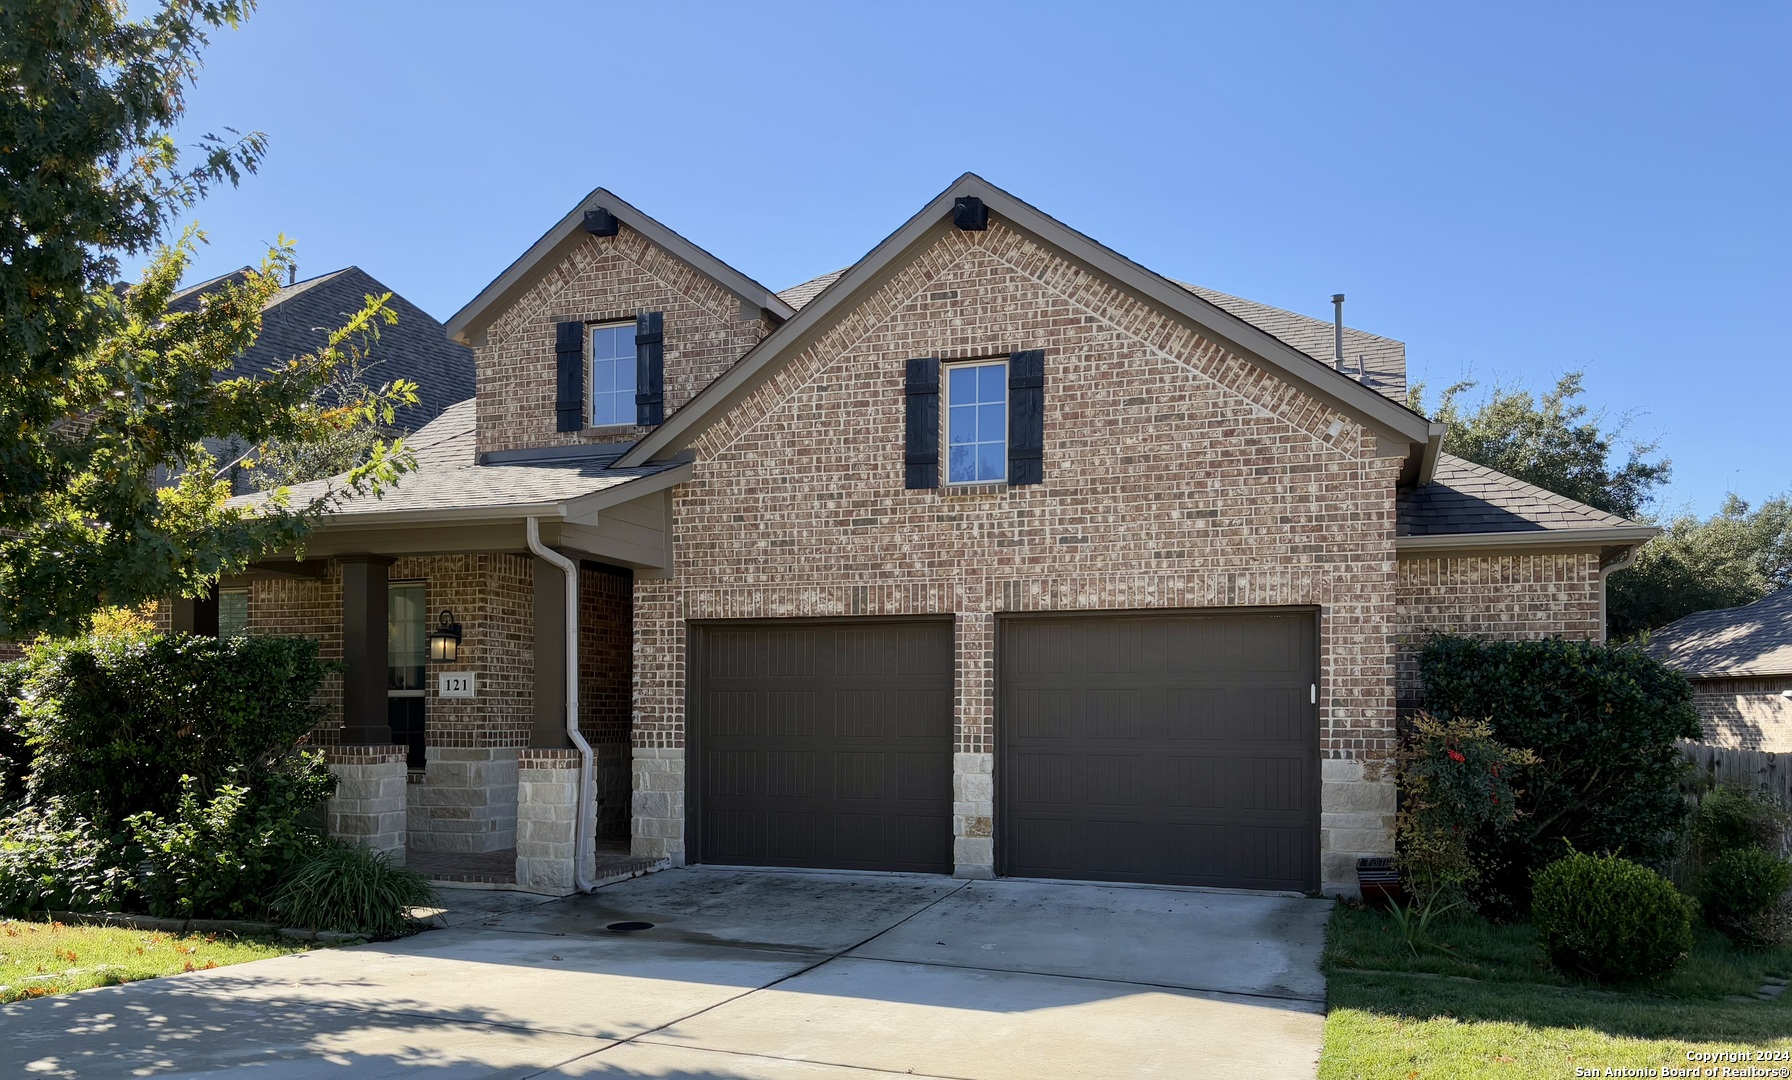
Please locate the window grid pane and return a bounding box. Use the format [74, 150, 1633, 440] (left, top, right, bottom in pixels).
[590, 323, 637, 427]
[946, 361, 1007, 483]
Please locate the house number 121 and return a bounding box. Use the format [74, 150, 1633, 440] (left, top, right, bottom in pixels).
[438, 672, 476, 699]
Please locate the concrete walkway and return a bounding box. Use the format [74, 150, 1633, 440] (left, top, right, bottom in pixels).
[0, 868, 1331, 1079]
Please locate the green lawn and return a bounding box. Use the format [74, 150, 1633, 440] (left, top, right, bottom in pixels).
[0, 918, 316, 1003]
[1322, 904, 1792, 1078]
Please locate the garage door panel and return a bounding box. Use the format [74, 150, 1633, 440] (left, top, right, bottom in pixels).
[1002, 613, 1318, 892]
[694, 620, 953, 874]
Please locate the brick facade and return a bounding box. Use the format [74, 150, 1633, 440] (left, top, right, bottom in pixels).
[580, 563, 633, 839]
[1690, 676, 1792, 751]
[473, 223, 774, 457]
[630, 221, 1410, 890]
[1394, 552, 1605, 713]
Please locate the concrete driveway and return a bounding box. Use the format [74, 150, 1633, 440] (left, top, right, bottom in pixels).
[0, 868, 1330, 1079]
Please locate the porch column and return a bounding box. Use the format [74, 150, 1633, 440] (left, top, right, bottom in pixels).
[339, 554, 395, 745]
[330, 554, 405, 863]
[531, 554, 570, 749]
[169, 584, 219, 637]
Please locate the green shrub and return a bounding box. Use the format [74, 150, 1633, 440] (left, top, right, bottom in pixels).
[0, 660, 26, 804]
[1419, 635, 1700, 912]
[272, 843, 436, 939]
[129, 758, 336, 920]
[1389, 713, 1538, 909]
[1700, 848, 1792, 948]
[1532, 852, 1694, 982]
[19, 634, 331, 829]
[0, 802, 136, 915]
[1693, 785, 1791, 862]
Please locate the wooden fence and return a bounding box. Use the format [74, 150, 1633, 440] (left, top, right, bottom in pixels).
[1680, 741, 1792, 805]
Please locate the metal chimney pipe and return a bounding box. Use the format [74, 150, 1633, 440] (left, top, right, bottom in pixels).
[1331, 294, 1346, 371]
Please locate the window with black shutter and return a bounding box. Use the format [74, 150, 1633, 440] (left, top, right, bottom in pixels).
[554, 321, 585, 432]
[636, 311, 665, 427]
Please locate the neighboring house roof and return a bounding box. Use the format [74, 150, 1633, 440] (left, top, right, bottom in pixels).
[1395, 453, 1654, 558]
[171, 266, 475, 431]
[230, 398, 686, 525]
[775, 272, 1408, 402]
[446, 187, 795, 347]
[1645, 588, 1792, 679]
[621, 173, 1438, 471]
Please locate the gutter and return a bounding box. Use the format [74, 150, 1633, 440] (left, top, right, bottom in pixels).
[1395, 526, 1659, 555]
[524, 516, 599, 894]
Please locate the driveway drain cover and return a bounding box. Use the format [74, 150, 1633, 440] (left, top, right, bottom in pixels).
[606, 921, 655, 932]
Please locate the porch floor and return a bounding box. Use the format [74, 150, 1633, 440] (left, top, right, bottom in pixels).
[408, 841, 662, 888]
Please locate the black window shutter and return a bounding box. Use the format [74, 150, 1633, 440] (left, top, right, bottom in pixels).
[635, 311, 665, 427]
[1008, 349, 1044, 485]
[904, 357, 940, 489]
[555, 321, 585, 432]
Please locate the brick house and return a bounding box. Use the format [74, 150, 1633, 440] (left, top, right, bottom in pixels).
[216, 174, 1654, 896]
[1646, 588, 1792, 751]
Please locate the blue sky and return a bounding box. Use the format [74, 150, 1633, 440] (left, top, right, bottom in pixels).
[153, 1, 1790, 518]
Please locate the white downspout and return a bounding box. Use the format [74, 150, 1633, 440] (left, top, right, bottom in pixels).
[526, 516, 599, 893]
[1597, 545, 1642, 644]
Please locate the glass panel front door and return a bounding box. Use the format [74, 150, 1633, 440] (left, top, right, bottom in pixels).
[388, 583, 426, 768]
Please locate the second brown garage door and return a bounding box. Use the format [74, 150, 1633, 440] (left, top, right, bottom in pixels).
[690, 619, 953, 874]
[1000, 611, 1319, 892]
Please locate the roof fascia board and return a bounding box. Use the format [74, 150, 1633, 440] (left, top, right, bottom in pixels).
[1396, 526, 1659, 558]
[620, 174, 1429, 467]
[562, 461, 693, 524]
[445, 187, 794, 346]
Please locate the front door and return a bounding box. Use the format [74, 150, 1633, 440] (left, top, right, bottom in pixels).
[387, 582, 426, 769]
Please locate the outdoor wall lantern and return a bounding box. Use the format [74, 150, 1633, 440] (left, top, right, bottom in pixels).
[428, 610, 463, 663]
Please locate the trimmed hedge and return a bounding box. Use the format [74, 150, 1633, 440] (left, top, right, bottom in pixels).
[1419, 635, 1700, 911]
[1533, 852, 1694, 981]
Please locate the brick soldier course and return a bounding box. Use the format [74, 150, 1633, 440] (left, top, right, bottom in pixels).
[203, 175, 1653, 896]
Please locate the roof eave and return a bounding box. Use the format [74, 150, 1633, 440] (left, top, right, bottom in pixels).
[619, 173, 1434, 469]
[445, 188, 795, 346]
[1396, 525, 1660, 559]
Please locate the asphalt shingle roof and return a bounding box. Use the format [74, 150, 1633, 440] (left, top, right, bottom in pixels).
[1644, 588, 1792, 679]
[171, 266, 474, 431]
[775, 272, 1408, 400]
[232, 399, 679, 518]
[1397, 454, 1638, 536]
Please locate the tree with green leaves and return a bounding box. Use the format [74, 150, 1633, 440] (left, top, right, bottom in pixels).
[1408, 371, 1670, 520]
[1607, 494, 1792, 639]
[0, 0, 415, 638]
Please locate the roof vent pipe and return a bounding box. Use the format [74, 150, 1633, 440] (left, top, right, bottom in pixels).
[1331, 293, 1345, 371]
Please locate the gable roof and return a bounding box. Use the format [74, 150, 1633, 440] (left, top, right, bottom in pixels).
[172, 266, 474, 431]
[620, 173, 1437, 470]
[775, 271, 1409, 402]
[1644, 587, 1792, 679]
[446, 188, 795, 347]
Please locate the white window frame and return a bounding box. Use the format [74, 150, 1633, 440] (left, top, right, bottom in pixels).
[941, 358, 1009, 485]
[587, 321, 638, 429]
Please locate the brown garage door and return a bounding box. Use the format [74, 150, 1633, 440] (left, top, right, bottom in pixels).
[691, 619, 953, 873]
[1000, 611, 1318, 892]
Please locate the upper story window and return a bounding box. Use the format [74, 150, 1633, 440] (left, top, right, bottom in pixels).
[945, 360, 1007, 484]
[588, 322, 637, 427]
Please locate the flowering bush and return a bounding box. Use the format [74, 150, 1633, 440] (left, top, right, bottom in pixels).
[1387, 712, 1538, 910]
